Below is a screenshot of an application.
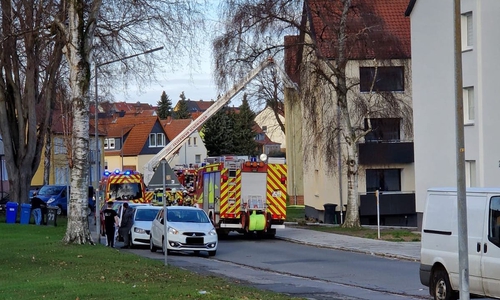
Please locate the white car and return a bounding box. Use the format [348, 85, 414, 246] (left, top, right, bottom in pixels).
[129, 205, 162, 247]
[149, 206, 218, 256]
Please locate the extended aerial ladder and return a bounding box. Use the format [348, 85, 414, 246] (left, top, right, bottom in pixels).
[143, 57, 298, 186]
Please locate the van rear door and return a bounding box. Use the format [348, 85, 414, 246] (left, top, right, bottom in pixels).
[466, 194, 487, 295]
[482, 195, 500, 297]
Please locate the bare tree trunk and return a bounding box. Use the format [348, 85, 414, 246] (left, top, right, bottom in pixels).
[62, 0, 99, 245]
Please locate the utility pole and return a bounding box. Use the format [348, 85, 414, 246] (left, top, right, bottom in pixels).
[453, 0, 469, 299]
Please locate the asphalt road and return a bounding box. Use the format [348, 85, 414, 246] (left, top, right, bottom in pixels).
[116, 234, 430, 300]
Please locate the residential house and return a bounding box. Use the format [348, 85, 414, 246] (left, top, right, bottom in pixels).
[405, 0, 500, 228]
[174, 99, 215, 113]
[31, 110, 104, 187]
[254, 104, 286, 153]
[285, 0, 415, 224]
[253, 123, 282, 155]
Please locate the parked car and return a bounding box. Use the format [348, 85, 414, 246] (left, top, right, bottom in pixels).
[36, 185, 95, 215]
[35, 185, 68, 215]
[149, 206, 218, 256]
[127, 205, 162, 247]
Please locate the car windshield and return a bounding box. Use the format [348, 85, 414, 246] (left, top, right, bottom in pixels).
[135, 209, 160, 221]
[37, 186, 64, 196]
[167, 209, 210, 223]
[109, 183, 142, 200]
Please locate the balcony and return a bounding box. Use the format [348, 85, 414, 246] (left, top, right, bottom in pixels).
[358, 141, 414, 165]
[359, 192, 417, 227]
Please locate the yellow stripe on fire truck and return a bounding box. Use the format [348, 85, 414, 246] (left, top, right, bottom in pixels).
[266, 164, 287, 219]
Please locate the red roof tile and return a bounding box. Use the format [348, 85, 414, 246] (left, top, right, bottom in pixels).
[160, 118, 193, 141]
[306, 0, 411, 60]
[106, 115, 159, 156]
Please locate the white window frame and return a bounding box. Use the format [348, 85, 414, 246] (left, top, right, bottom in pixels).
[54, 137, 67, 154]
[108, 138, 115, 150]
[149, 133, 156, 147]
[465, 160, 476, 187]
[193, 137, 197, 146]
[461, 12, 473, 51]
[156, 133, 165, 147]
[187, 137, 191, 146]
[463, 87, 474, 124]
[195, 154, 201, 163]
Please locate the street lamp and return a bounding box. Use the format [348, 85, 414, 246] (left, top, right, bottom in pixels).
[93, 46, 163, 244]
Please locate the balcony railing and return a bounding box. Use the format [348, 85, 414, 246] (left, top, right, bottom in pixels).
[359, 140, 414, 165]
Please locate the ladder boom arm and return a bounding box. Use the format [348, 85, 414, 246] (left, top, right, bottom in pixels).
[143, 58, 276, 186]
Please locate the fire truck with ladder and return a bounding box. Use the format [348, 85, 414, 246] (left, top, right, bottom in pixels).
[142, 57, 298, 235]
[195, 155, 287, 237]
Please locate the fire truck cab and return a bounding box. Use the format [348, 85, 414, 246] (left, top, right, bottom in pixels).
[195, 154, 287, 237]
[99, 169, 149, 205]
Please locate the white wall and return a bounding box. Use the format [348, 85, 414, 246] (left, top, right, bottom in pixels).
[175, 131, 207, 167]
[411, 0, 500, 215]
[255, 107, 286, 149]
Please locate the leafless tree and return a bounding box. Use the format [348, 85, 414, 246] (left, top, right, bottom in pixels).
[0, 0, 208, 244]
[215, 0, 412, 228]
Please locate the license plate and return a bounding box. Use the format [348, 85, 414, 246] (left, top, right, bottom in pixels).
[186, 237, 204, 245]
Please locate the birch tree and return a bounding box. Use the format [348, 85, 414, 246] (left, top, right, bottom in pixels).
[214, 0, 412, 228]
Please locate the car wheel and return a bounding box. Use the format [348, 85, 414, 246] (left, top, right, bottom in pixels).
[56, 205, 62, 215]
[208, 250, 216, 257]
[432, 268, 457, 300]
[149, 236, 157, 252]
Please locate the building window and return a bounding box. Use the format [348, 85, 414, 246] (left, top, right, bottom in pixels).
[255, 133, 265, 141]
[104, 138, 115, 150]
[149, 134, 156, 147]
[465, 160, 476, 187]
[262, 126, 267, 133]
[366, 169, 401, 192]
[54, 137, 67, 154]
[462, 12, 473, 50]
[463, 87, 474, 123]
[193, 137, 197, 146]
[187, 137, 191, 146]
[195, 154, 201, 163]
[364, 118, 401, 142]
[359, 67, 404, 92]
[156, 133, 165, 147]
[149, 133, 165, 147]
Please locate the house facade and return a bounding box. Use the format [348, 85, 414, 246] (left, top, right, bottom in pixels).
[254, 106, 286, 153]
[286, 0, 416, 225]
[406, 0, 500, 228]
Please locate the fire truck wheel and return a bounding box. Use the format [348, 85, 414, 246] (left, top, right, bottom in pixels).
[266, 228, 276, 239]
[208, 250, 217, 257]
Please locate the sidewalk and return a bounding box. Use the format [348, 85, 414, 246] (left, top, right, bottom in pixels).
[275, 225, 421, 262]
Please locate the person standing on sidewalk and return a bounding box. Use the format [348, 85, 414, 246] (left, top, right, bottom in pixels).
[119, 203, 134, 249]
[103, 201, 119, 248]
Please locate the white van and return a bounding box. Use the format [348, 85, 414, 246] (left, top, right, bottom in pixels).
[420, 187, 500, 300]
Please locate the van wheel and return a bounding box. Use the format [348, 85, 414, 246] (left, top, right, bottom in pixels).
[432, 269, 457, 300]
[56, 205, 63, 216]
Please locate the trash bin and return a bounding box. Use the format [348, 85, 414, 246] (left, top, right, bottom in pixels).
[6, 202, 19, 224]
[46, 206, 58, 227]
[323, 203, 338, 224]
[20, 203, 32, 224]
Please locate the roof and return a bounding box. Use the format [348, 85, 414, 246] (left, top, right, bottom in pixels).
[160, 118, 193, 141]
[284, 35, 301, 85]
[106, 115, 159, 156]
[305, 0, 411, 60]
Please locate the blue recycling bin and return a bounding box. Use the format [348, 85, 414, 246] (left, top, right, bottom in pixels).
[20, 203, 32, 224]
[6, 202, 18, 224]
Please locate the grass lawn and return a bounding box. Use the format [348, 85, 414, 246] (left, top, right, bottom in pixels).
[285, 206, 420, 242]
[0, 214, 301, 300]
